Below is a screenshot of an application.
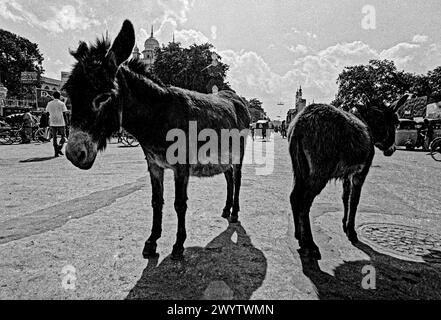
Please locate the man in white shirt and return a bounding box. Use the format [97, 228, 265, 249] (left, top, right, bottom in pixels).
[45, 91, 68, 157]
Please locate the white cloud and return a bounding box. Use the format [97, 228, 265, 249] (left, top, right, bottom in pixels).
[175, 29, 209, 46]
[0, 1, 100, 33]
[412, 34, 429, 43]
[211, 25, 217, 40]
[288, 44, 308, 55]
[221, 39, 441, 119]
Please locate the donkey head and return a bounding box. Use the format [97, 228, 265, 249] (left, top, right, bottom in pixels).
[356, 94, 409, 157]
[65, 20, 135, 170]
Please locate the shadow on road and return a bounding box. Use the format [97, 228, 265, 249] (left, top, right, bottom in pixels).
[300, 241, 441, 299]
[126, 222, 267, 300]
[19, 156, 57, 163]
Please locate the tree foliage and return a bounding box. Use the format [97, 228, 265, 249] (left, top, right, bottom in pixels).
[0, 29, 44, 98]
[333, 60, 409, 110]
[333, 59, 441, 110]
[152, 42, 231, 93]
[247, 98, 267, 122]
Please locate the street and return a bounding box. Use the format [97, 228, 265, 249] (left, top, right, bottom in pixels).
[1, 134, 441, 299]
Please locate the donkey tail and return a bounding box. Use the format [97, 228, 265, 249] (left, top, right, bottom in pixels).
[289, 133, 310, 183]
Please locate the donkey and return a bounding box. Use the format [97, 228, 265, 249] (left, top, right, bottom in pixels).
[64, 20, 251, 260]
[288, 95, 409, 260]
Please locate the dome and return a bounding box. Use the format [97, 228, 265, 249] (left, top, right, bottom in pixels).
[144, 36, 159, 50]
[144, 26, 159, 50]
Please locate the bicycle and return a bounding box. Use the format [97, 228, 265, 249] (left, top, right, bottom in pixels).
[429, 137, 441, 162]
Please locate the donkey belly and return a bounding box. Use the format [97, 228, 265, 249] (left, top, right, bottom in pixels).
[331, 161, 366, 180]
[190, 163, 232, 177]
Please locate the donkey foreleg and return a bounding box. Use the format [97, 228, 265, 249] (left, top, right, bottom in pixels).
[171, 166, 190, 260]
[346, 174, 367, 244]
[342, 178, 351, 234]
[231, 164, 243, 223]
[143, 163, 164, 259]
[222, 168, 234, 219]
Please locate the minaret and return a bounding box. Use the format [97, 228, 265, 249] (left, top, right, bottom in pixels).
[132, 44, 141, 59]
[151, 25, 154, 38]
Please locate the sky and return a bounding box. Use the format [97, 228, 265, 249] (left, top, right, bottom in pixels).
[1, 0, 441, 119]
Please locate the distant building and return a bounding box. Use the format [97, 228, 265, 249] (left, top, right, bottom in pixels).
[286, 86, 307, 125]
[133, 26, 160, 69]
[295, 86, 306, 113]
[40, 76, 62, 91]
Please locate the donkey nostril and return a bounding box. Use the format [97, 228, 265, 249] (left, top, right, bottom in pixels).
[79, 150, 87, 163]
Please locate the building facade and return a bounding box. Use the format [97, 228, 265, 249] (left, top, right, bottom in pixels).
[132, 26, 160, 69]
[286, 86, 307, 125]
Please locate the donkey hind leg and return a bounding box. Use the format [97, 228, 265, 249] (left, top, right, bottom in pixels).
[295, 178, 327, 260]
[290, 181, 302, 241]
[143, 163, 164, 259]
[342, 178, 351, 234]
[346, 172, 368, 244]
[222, 168, 234, 219]
[230, 164, 243, 223]
[171, 166, 190, 260]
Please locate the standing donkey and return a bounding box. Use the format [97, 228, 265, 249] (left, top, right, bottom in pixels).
[288, 95, 409, 259]
[64, 20, 250, 259]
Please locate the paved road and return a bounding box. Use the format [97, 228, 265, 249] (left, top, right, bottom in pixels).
[0, 135, 440, 299]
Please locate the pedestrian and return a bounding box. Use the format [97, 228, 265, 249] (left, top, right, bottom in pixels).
[424, 119, 434, 150]
[45, 91, 68, 157]
[21, 110, 33, 144]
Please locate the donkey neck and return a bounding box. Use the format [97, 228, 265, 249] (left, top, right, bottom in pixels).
[115, 66, 171, 143]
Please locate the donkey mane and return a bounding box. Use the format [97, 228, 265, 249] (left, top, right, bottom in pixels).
[67, 36, 165, 90]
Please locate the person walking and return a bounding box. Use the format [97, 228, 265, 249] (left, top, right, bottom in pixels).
[45, 91, 68, 157]
[21, 110, 33, 144]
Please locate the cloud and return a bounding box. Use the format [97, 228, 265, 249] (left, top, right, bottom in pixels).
[0, 1, 100, 33]
[211, 25, 217, 40]
[288, 44, 308, 55]
[175, 29, 209, 46]
[221, 39, 441, 119]
[412, 34, 429, 43]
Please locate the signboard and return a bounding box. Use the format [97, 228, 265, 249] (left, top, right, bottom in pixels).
[21, 72, 38, 84]
[36, 88, 68, 109]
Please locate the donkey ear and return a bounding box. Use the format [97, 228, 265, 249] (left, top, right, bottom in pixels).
[70, 41, 89, 61]
[392, 94, 410, 112]
[106, 20, 135, 68]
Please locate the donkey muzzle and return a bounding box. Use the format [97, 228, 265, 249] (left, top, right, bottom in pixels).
[66, 129, 98, 170]
[383, 145, 396, 157]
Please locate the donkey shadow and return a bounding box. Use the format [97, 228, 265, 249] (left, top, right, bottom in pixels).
[19, 156, 57, 163]
[126, 222, 267, 300]
[300, 241, 441, 299]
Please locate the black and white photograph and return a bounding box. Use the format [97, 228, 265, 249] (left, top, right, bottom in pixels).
[1, 0, 441, 310]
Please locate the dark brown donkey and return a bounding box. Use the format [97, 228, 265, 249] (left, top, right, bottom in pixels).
[288, 95, 409, 260]
[64, 20, 250, 259]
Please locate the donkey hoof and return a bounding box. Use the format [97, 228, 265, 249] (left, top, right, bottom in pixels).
[171, 245, 185, 260]
[221, 209, 231, 219]
[230, 215, 239, 223]
[347, 231, 359, 244]
[298, 246, 322, 260]
[142, 241, 158, 259]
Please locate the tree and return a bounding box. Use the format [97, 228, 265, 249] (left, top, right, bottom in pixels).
[248, 98, 267, 122]
[427, 66, 441, 101]
[152, 42, 231, 93]
[333, 59, 409, 110]
[0, 29, 44, 98]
